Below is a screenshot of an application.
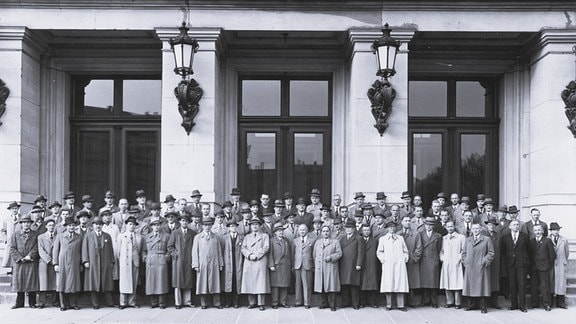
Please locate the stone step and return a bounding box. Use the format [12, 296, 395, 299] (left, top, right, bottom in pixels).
[567, 294, 576, 306]
[566, 283, 576, 295]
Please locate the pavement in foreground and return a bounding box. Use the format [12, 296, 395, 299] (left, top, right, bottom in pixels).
[1, 303, 574, 324]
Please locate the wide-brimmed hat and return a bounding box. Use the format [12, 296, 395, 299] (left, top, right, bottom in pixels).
[508, 205, 519, 214]
[309, 188, 321, 197]
[178, 214, 191, 222]
[104, 190, 115, 198]
[401, 191, 411, 199]
[436, 192, 447, 199]
[63, 217, 76, 226]
[128, 206, 141, 214]
[312, 215, 323, 223]
[125, 216, 139, 225]
[344, 218, 356, 228]
[461, 196, 471, 203]
[320, 205, 331, 211]
[230, 188, 241, 196]
[361, 203, 373, 210]
[274, 199, 284, 208]
[48, 201, 62, 209]
[284, 211, 296, 219]
[34, 195, 47, 203]
[485, 217, 498, 225]
[202, 217, 214, 225]
[283, 192, 293, 199]
[92, 217, 104, 225]
[483, 197, 495, 205]
[19, 215, 33, 223]
[354, 192, 366, 200]
[498, 205, 508, 213]
[240, 207, 251, 213]
[549, 222, 562, 231]
[190, 190, 203, 198]
[135, 189, 146, 198]
[7, 201, 21, 209]
[99, 210, 112, 217]
[76, 210, 92, 219]
[476, 194, 486, 201]
[354, 210, 364, 218]
[272, 223, 284, 233]
[63, 191, 75, 200]
[164, 194, 176, 203]
[384, 217, 396, 228]
[262, 212, 274, 218]
[43, 218, 56, 226]
[248, 218, 262, 225]
[30, 205, 45, 213]
[373, 212, 386, 218]
[332, 217, 343, 224]
[149, 202, 161, 210]
[296, 198, 306, 205]
[149, 219, 163, 226]
[376, 192, 387, 200]
[424, 216, 436, 225]
[222, 200, 233, 208]
[226, 219, 238, 227]
[249, 200, 259, 207]
[165, 211, 179, 218]
[81, 195, 94, 203]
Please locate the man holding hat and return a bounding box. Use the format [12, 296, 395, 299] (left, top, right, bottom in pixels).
[53, 216, 83, 311]
[221, 219, 244, 308]
[294, 198, 314, 232]
[419, 216, 442, 308]
[37, 218, 59, 308]
[143, 219, 171, 309]
[339, 218, 364, 310]
[550, 222, 569, 309]
[10, 215, 39, 309]
[82, 216, 115, 309]
[167, 213, 196, 309]
[306, 189, 323, 218]
[118, 216, 144, 309]
[241, 218, 270, 310]
[192, 217, 224, 309]
[99, 191, 119, 215]
[268, 222, 292, 309]
[161, 194, 178, 218]
[377, 217, 409, 311]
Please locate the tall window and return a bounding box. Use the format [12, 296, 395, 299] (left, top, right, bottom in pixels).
[238, 75, 332, 202]
[409, 79, 499, 207]
[71, 77, 161, 204]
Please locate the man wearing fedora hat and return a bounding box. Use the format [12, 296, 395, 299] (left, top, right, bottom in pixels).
[220, 200, 235, 222]
[47, 201, 63, 224]
[221, 219, 244, 308]
[268, 222, 292, 309]
[29, 205, 48, 235]
[474, 197, 495, 228]
[283, 212, 298, 243]
[80, 195, 96, 219]
[237, 207, 253, 236]
[550, 222, 569, 309]
[453, 196, 471, 228]
[241, 218, 270, 311]
[483, 216, 502, 309]
[349, 192, 367, 218]
[118, 216, 144, 309]
[339, 218, 364, 310]
[192, 217, 224, 309]
[399, 191, 414, 218]
[248, 200, 260, 222]
[500, 205, 523, 236]
[313, 225, 342, 312]
[132, 190, 149, 220]
[281, 192, 297, 219]
[143, 219, 170, 309]
[9, 215, 39, 309]
[229, 188, 248, 221]
[167, 213, 196, 309]
[306, 189, 323, 218]
[62, 191, 81, 217]
[161, 194, 178, 218]
[99, 191, 119, 215]
[184, 190, 203, 216]
[75, 210, 93, 240]
[377, 217, 409, 312]
[294, 198, 314, 232]
[419, 216, 442, 308]
[271, 199, 285, 226]
[53, 217, 83, 311]
[472, 194, 486, 217]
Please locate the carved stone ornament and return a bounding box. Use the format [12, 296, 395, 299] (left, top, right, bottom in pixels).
[367, 78, 396, 136]
[175, 78, 203, 135]
[560, 80, 576, 138]
[0, 78, 9, 126]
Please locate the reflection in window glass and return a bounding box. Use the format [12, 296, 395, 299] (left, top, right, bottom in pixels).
[293, 133, 324, 198]
[245, 133, 277, 200]
[290, 81, 329, 116]
[456, 82, 486, 117]
[242, 80, 281, 116]
[76, 131, 110, 202]
[126, 131, 159, 201]
[84, 80, 114, 115]
[123, 80, 162, 116]
[412, 133, 442, 206]
[409, 81, 447, 117]
[460, 134, 487, 197]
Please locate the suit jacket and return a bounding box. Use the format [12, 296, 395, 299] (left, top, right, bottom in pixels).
[500, 231, 531, 269]
[293, 235, 315, 271]
[294, 212, 314, 232]
[339, 233, 365, 286]
[521, 220, 549, 239]
[529, 236, 556, 272]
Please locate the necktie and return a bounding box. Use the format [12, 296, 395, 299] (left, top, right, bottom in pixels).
[513, 233, 517, 244]
[554, 236, 558, 245]
[466, 224, 470, 237]
[50, 233, 54, 240]
[232, 233, 236, 240]
[301, 237, 305, 244]
[365, 237, 368, 243]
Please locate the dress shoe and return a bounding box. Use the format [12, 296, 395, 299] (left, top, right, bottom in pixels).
[508, 306, 518, 310]
[545, 305, 551, 311]
[272, 305, 278, 309]
[492, 305, 502, 309]
[371, 304, 379, 308]
[353, 306, 360, 310]
[520, 308, 527, 313]
[481, 308, 487, 314]
[73, 306, 80, 310]
[248, 304, 256, 309]
[217, 305, 223, 309]
[150, 305, 158, 309]
[319, 305, 327, 309]
[465, 306, 474, 311]
[455, 305, 462, 309]
[281, 304, 290, 308]
[330, 307, 336, 312]
[233, 305, 239, 309]
[386, 307, 391, 311]
[30, 305, 37, 309]
[444, 304, 454, 308]
[11, 305, 23, 310]
[36, 304, 45, 309]
[119, 305, 126, 310]
[259, 306, 265, 311]
[93, 306, 99, 310]
[201, 306, 207, 309]
[175, 305, 181, 309]
[60, 307, 66, 311]
[159, 305, 166, 309]
[431, 304, 438, 309]
[399, 307, 408, 312]
[304, 305, 310, 309]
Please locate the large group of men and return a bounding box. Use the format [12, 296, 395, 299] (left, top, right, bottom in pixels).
[0, 188, 570, 314]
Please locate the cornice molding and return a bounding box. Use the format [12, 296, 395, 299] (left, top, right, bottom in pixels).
[155, 27, 224, 54]
[346, 28, 415, 59]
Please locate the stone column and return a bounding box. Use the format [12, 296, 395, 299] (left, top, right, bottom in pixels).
[524, 29, 576, 237]
[0, 27, 46, 211]
[346, 28, 415, 204]
[155, 27, 222, 204]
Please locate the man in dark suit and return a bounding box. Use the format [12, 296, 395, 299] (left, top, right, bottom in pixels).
[293, 198, 314, 232]
[500, 219, 531, 312]
[529, 224, 556, 311]
[339, 219, 365, 309]
[521, 208, 548, 239]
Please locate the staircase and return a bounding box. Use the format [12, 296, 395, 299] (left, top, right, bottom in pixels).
[566, 240, 576, 306]
[0, 244, 16, 304]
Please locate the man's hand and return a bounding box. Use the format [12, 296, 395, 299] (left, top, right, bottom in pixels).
[84, 262, 90, 269]
[54, 265, 59, 272]
[355, 265, 361, 271]
[270, 266, 276, 272]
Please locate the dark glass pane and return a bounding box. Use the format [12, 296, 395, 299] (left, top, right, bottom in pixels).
[409, 81, 447, 117]
[460, 134, 487, 197]
[76, 131, 110, 203]
[412, 133, 442, 207]
[241, 80, 281, 116]
[123, 80, 162, 116]
[125, 131, 158, 203]
[293, 133, 324, 200]
[289, 81, 329, 116]
[244, 133, 277, 200]
[83, 80, 114, 115]
[456, 81, 486, 117]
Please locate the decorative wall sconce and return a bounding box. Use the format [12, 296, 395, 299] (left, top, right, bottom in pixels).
[367, 23, 400, 136]
[0, 78, 9, 126]
[169, 22, 203, 135]
[561, 45, 576, 138]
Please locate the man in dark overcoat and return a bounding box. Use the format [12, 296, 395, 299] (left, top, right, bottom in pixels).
[53, 216, 83, 310]
[398, 215, 422, 307]
[167, 213, 196, 309]
[500, 219, 531, 312]
[419, 216, 442, 308]
[143, 219, 170, 309]
[10, 215, 39, 309]
[359, 224, 380, 308]
[339, 218, 365, 309]
[529, 224, 556, 311]
[268, 222, 292, 308]
[221, 219, 244, 308]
